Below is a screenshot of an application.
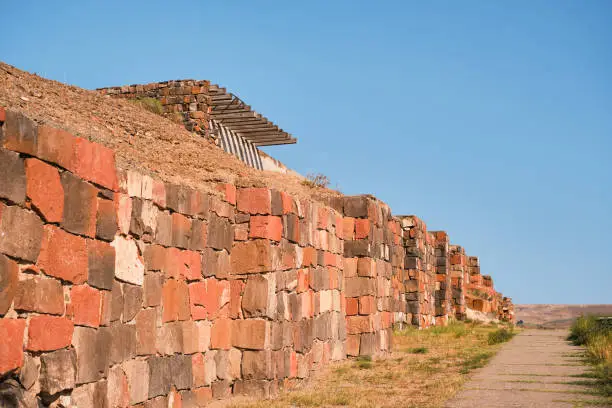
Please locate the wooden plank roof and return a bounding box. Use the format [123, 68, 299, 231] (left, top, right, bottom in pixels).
[209, 84, 297, 147]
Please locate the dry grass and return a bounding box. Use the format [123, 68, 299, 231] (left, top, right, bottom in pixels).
[225, 322, 512, 408]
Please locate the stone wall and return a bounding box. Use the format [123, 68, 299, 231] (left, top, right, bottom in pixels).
[0, 107, 513, 407]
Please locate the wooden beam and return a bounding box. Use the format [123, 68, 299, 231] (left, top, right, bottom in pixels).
[211, 111, 259, 120]
[253, 139, 297, 147]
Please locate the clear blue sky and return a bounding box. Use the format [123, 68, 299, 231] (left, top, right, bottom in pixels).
[1, 1, 610, 304]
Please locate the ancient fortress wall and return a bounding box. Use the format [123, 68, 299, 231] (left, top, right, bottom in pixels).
[0, 107, 513, 407]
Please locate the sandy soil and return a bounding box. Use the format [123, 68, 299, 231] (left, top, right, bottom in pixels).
[0, 62, 341, 202]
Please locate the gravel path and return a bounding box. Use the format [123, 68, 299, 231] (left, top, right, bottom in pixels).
[445, 329, 602, 408]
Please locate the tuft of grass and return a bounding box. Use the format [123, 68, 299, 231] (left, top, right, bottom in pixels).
[459, 351, 495, 374]
[130, 97, 164, 115]
[488, 328, 515, 345]
[408, 347, 428, 354]
[355, 355, 374, 369]
[301, 173, 330, 189]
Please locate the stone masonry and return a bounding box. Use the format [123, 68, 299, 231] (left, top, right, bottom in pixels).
[0, 107, 513, 407]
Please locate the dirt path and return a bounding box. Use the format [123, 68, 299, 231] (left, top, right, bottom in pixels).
[445, 329, 601, 408]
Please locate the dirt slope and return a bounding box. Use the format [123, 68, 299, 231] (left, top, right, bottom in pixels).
[0, 62, 340, 202]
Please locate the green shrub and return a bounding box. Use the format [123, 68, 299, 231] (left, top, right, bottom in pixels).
[568, 316, 600, 346]
[488, 328, 515, 345]
[355, 355, 373, 369]
[408, 347, 428, 354]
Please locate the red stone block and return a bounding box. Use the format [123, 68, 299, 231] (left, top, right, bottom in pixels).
[289, 351, 298, 378]
[297, 269, 309, 293]
[27, 315, 74, 351]
[346, 334, 360, 357]
[231, 240, 279, 274]
[345, 298, 358, 316]
[152, 179, 167, 208]
[13, 275, 64, 315]
[0, 107, 5, 122]
[188, 279, 226, 320]
[357, 257, 376, 277]
[328, 267, 339, 290]
[71, 284, 101, 327]
[162, 279, 190, 322]
[192, 353, 206, 387]
[25, 158, 64, 223]
[355, 219, 370, 239]
[323, 252, 337, 267]
[193, 387, 213, 406]
[0, 318, 25, 374]
[234, 224, 248, 241]
[114, 193, 132, 235]
[301, 247, 316, 267]
[236, 188, 271, 215]
[317, 207, 329, 230]
[72, 137, 118, 191]
[230, 279, 245, 319]
[38, 225, 88, 284]
[36, 125, 77, 170]
[249, 216, 282, 241]
[344, 258, 358, 278]
[96, 197, 118, 241]
[216, 183, 237, 205]
[346, 315, 373, 335]
[280, 192, 294, 214]
[171, 212, 191, 249]
[180, 250, 201, 281]
[342, 217, 355, 240]
[359, 296, 376, 315]
[211, 318, 231, 350]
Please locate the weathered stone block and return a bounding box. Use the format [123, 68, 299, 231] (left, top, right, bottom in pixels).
[72, 326, 110, 384]
[13, 276, 64, 315]
[36, 125, 76, 171]
[172, 212, 191, 249]
[72, 137, 118, 191]
[343, 196, 368, 218]
[122, 283, 143, 322]
[211, 318, 231, 350]
[96, 197, 118, 241]
[109, 322, 137, 365]
[232, 319, 269, 350]
[231, 240, 280, 274]
[39, 349, 76, 395]
[189, 219, 207, 250]
[111, 235, 144, 285]
[130, 198, 158, 240]
[0, 253, 18, 315]
[162, 279, 190, 322]
[27, 315, 74, 351]
[87, 239, 115, 290]
[25, 158, 64, 223]
[71, 380, 108, 408]
[60, 171, 98, 238]
[249, 215, 282, 242]
[122, 358, 150, 405]
[0, 205, 43, 262]
[71, 284, 102, 327]
[135, 308, 157, 356]
[207, 213, 233, 251]
[156, 321, 183, 355]
[2, 110, 38, 155]
[202, 248, 230, 279]
[144, 272, 162, 307]
[345, 277, 376, 298]
[344, 240, 371, 258]
[236, 188, 271, 215]
[242, 274, 275, 318]
[0, 148, 26, 205]
[0, 318, 25, 374]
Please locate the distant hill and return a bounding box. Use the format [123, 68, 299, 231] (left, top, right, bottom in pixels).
[515, 304, 612, 328]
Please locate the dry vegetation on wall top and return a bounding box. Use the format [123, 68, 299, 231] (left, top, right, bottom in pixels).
[0, 62, 341, 202]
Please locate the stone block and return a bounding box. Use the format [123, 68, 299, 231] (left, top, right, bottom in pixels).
[71, 381, 108, 408]
[357, 257, 376, 277]
[236, 188, 271, 215]
[211, 318, 231, 350]
[156, 322, 183, 355]
[342, 217, 355, 240]
[0, 318, 25, 374]
[135, 308, 157, 356]
[346, 315, 373, 335]
[0, 148, 26, 205]
[110, 280, 124, 322]
[283, 213, 300, 243]
[0, 253, 18, 315]
[242, 350, 274, 380]
[162, 279, 190, 322]
[359, 332, 377, 356]
[60, 171, 98, 238]
[122, 358, 150, 405]
[109, 322, 137, 365]
[172, 212, 191, 249]
[202, 248, 230, 279]
[122, 283, 143, 322]
[107, 365, 129, 408]
[39, 349, 76, 395]
[343, 196, 368, 218]
[231, 240, 280, 274]
[232, 319, 269, 350]
[71, 284, 102, 327]
[87, 239, 115, 290]
[130, 198, 158, 240]
[96, 198, 118, 241]
[38, 225, 88, 284]
[27, 315, 73, 351]
[189, 219, 207, 250]
[212, 380, 232, 399]
[242, 274, 275, 318]
[189, 278, 229, 320]
[111, 235, 145, 285]
[345, 277, 376, 297]
[115, 193, 132, 235]
[13, 275, 64, 315]
[192, 353, 206, 387]
[249, 215, 282, 241]
[25, 158, 64, 222]
[0, 205, 43, 262]
[359, 296, 376, 315]
[2, 110, 38, 155]
[144, 272, 162, 307]
[346, 334, 360, 356]
[72, 326, 110, 384]
[207, 213, 233, 251]
[36, 125, 76, 171]
[171, 355, 193, 390]
[343, 240, 371, 258]
[147, 357, 172, 398]
[72, 137, 118, 191]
